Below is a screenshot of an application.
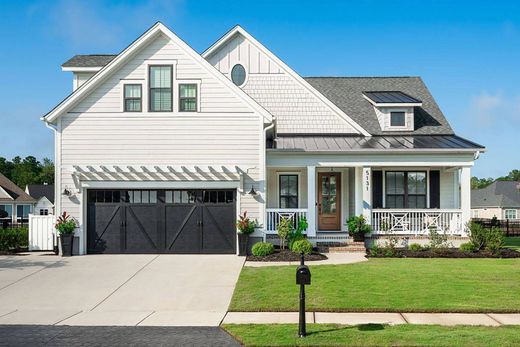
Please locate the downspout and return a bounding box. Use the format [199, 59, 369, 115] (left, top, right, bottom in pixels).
[262, 119, 276, 242]
[44, 120, 59, 254]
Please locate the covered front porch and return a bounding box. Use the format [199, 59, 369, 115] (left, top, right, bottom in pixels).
[264, 164, 471, 239]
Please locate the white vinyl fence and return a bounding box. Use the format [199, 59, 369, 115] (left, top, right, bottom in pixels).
[28, 214, 55, 251]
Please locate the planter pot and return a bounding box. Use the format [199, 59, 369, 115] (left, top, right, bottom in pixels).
[353, 233, 365, 242]
[60, 234, 74, 257]
[238, 233, 249, 256]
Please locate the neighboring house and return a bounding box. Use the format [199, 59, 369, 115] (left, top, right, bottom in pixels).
[42, 23, 484, 255]
[25, 184, 55, 215]
[471, 181, 520, 220]
[0, 173, 36, 225]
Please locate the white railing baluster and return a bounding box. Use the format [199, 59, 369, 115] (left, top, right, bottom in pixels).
[265, 208, 308, 233]
[371, 209, 463, 236]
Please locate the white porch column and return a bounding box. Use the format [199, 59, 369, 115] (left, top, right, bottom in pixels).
[362, 167, 372, 223]
[354, 167, 363, 216]
[306, 166, 317, 237]
[460, 166, 471, 235]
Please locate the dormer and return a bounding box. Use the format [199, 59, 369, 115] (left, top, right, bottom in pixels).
[363, 91, 422, 132]
[61, 55, 116, 91]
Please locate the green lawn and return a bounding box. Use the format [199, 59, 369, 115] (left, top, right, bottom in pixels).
[223, 324, 520, 347]
[230, 258, 520, 312]
[505, 237, 520, 252]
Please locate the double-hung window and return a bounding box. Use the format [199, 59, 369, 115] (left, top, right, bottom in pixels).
[386, 171, 427, 208]
[179, 84, 197, 112]
[505, 209, 518, 220]
[124, 84, 142, 112]
[16, 204, 32, 222]
[279, 174, 298, 208]
[149, 65, 172, 112]
[0, 205, 12, 220]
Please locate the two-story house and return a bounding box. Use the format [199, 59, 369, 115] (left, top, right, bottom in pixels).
[43, 23, 484, 255]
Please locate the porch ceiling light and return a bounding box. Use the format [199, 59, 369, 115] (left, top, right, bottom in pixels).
[248, 185, 257, 196]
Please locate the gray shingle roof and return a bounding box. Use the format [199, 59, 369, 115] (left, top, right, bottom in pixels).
[62, 55, 117, 68]
[26, 184, 54, 204]
[472, 181, 520, 208]
[0, 173, 36, 203]
[270, 135, 483, 152]
[305, 77, 454, 135]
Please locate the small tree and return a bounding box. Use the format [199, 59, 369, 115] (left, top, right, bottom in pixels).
[277, 217, 293, 250]
[347, 215, 371, 240]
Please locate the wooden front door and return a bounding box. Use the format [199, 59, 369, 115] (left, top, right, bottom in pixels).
[318, 172, 341, 230]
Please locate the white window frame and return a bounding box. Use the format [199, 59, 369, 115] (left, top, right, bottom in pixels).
[504, 209, 517, 220]
[175, 79, 201, 113]
[381, 168, 430, 209]
[230, 62, 248, 87]
[472, 210, 479, 218]
[388, 108, 409, 130]
[276, 172, 301, 209]
[0, 204, 13, 221]
[16, 204, 32, 222]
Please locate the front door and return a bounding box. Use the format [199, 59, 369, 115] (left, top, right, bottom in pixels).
[318, 172, 341, 230]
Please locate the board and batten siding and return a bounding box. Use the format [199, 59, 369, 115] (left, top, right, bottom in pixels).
[205, 33, 359, 134]
[57, 32, 265, 253]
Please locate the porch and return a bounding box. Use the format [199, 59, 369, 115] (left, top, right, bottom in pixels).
[264, 165, 471, 238]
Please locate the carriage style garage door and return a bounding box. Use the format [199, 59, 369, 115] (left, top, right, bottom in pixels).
[87, 189, 236, 254]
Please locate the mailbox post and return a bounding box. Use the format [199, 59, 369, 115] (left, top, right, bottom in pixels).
[296, 253, 311, 337]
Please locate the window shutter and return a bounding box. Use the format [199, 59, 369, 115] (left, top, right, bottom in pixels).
[429, 170, 440, 208]
[372, 171, 383, 208]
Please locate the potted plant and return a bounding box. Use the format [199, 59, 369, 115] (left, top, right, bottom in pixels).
[55, 212, 77, 256]
[347, 215, 371, 242]
[237, 211, 255, 256]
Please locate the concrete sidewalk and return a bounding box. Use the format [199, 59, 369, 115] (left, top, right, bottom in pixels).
[222, 312, 520, 326]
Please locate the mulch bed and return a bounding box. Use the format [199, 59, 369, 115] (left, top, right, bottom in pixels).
[369, 248, 520, 258]
[246, 249, 328, 262]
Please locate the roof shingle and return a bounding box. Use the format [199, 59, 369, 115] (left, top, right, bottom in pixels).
[62, 55, 117, 68]
[472, 181, 520, 208]
[0, 173, 36, 203]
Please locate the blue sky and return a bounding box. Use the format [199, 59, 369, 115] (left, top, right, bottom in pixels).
[0, 0, 519, 178]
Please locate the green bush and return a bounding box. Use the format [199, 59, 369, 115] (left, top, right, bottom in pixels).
[0, 227, 28, 252]
[291, 239, 313, 255]
[251, 242, 274, 256]
[288, 217, 308, 250]
[459, 242, 476, 253]
[485, 227, 504, 254]
[408, 243, 424, 252]
[276, 217, 293, 250]
[347, 215, 371, 238]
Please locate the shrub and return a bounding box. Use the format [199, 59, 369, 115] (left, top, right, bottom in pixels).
[485, 227, 504, 254]
[251, 242, 274, 256]
[0, 227, 28, 252]
[459, 242, 476, 253]
[408, 243, 424, 252]
[237, 211, 256, 235]
[55, 212, 77, 235]
[428, 227, 452, 249]
[467, 222, 487, 250]
[291, 239, 313, 255]
[347, 215, 371, 238]
[277, 217, 293, 250]
[288, 217, 308, 250]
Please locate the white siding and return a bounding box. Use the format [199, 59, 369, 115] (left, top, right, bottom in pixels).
[374, 106, 415, 132]
[73, 72, 95, 91]
[206, 33, 360, 134]
[34, 197, 54, 215]
[58, 32, 264, 253]
[440, 170, 456, 209]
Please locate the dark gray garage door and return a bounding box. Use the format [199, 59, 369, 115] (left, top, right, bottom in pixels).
[87, 189, 236, 254]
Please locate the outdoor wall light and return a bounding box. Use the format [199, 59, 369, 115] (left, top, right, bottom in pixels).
[248, 185, 257, 196]
[62, 187, 72, 196]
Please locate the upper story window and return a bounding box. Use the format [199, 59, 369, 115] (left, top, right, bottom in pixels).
[179, 84, 197, 112]
[149, 65, 172, 112]
[124, 84, 142, 112]
[390, 111, 406, 127]
[505, 209, 518, 220]
[231, 64, 246, 86]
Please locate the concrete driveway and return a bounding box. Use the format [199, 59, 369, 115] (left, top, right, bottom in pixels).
[0, 253, 244, 326]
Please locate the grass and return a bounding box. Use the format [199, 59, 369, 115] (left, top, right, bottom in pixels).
[230, 258, 520, 312]
[223, 324, 520, 346]
[504, 237, 520, 252]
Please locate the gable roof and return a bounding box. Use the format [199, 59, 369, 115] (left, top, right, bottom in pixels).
[305, 77, 454, 136]
[62, 55, 116, 68]
[43, 22, 273, 124]
[26, 184, 55, 204]
[0, 173, 36, 203]
[202, 26, 371, 136]
[472, 181, 520, 208]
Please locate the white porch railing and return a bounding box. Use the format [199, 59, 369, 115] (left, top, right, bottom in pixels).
[266, 209, 308, 233]
[371, 209, 463, 235]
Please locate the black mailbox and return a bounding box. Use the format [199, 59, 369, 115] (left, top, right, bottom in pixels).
[296, 265, 311, 285]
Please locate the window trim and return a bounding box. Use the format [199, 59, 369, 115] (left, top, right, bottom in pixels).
[231, 63, 247, 87]
[384, 171, 428, 209]
[178, 83, 198, 112]
[278, 173, 300, 209]
[390, 111, 406, 127]
[16, 204, 32, 222]
[123, 84, 142, 112]
[0, 204, 13, 220]
[504, 209, 518, 220]
[148, 64, 174, 112]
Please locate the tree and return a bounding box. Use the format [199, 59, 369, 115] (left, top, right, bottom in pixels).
[497, 170, 520, 182]
[39, 158, 54, 184]
[0, 156, 55, 187]
[471, 176, 494, 190]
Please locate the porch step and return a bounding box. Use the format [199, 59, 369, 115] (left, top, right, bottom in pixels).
[317, 241, 367, 254]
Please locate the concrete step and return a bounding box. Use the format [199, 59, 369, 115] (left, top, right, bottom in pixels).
[327, 247, 366, 253]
